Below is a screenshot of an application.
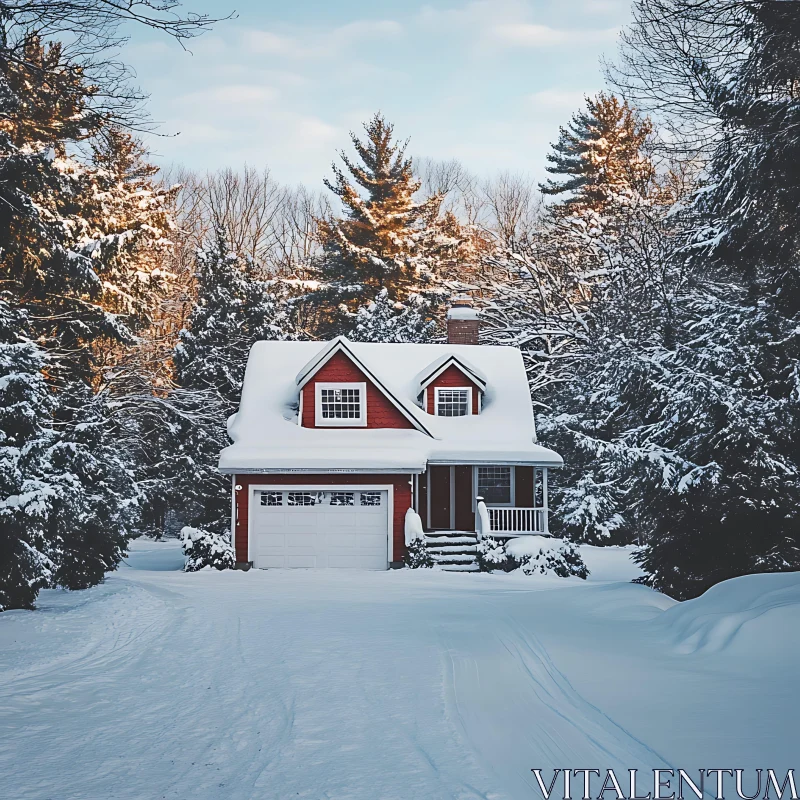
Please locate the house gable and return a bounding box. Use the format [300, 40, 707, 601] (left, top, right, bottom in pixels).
[300, 350, 416, 430]
[424, 364, 483, 415]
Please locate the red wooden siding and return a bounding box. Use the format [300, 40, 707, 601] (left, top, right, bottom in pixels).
[301, 350, 413, 429]
[425, 365, 481, 415]
[233, 473, 411, 564]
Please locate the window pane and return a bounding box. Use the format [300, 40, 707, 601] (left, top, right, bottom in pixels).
[260, 491, 283, 506]
[329, 492, 354, 506]
[437, 388, 469, 416]
[478, 466, 512, 504]
[320, 387, 361, 419]
[360, 492, 382, 506]
[287, 492, 318, 506]
[534, 468, 544, 508]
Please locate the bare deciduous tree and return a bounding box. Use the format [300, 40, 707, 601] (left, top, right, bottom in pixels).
[481, 172, 543, 249]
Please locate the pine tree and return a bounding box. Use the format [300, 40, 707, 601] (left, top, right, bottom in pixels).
[166, 232, 294, 530]
[0, 36, 174, 386]
[540, 93, 654, 210]
[625, 1, 800, 598]
[312, 113, 464, 333]
[175, 230, 292, 402]
[0, 34, 175, 607]
[0, 300, 55, 610]
[43, 384, 140, 590]
[347, 289, 436, 344]
[687, 2, 800, 316]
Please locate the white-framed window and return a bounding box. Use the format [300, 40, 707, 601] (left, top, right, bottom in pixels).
[260, 491, 283, 506]
[360, 491, 382, 506]
[287, 492, 319, 506]
[477, 466, 513, 505]
[315, 382, 367, 427]
[434, 387, 472, 417]
[329, 492, 355, 506]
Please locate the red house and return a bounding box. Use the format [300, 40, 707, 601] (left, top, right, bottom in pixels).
[220, 300, 562, 571]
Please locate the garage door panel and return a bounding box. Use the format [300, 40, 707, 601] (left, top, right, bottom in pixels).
[326, 532, 357, 549]
[255, 532, 289, 553]
[285, 532, 316, 552]
[327, 553, 360, 568]
[287, 513, 318, 528]
[254, 514, 288, 532]
[252, 489, 388, 570]
[260, 555, 289, 569]
[355, 533, 386, 550]
[325, 512, 358, 529]
[286, 554, 317, 568]
[354, 515, 383, 530]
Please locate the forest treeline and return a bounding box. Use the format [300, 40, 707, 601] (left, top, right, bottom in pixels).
[1, 0, 798, 609]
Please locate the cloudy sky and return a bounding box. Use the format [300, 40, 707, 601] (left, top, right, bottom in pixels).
[125, 0, 631, 188]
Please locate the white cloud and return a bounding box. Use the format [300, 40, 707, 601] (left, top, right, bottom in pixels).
[491, 23, 619, 47]
[242, 19, 403, 60]
[579, 0, 629, 14]
[178, 84, 280, 107]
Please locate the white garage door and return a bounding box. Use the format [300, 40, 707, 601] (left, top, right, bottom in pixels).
[251, 489, 389, 570]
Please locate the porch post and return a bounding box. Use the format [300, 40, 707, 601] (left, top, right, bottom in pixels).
[542, 468, 549, 534]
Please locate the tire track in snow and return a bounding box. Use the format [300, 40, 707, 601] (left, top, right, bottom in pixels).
[439, 598, 673, 800]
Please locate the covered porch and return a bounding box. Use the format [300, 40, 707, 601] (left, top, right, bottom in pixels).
[414, 464, 550, 537]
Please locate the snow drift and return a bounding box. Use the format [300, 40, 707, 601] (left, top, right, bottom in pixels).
[656, 571, 800, 655]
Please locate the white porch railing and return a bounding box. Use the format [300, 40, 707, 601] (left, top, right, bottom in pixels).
[477, 502, 549, 538]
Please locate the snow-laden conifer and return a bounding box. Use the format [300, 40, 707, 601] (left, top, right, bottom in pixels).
[347, 289, 436, 344]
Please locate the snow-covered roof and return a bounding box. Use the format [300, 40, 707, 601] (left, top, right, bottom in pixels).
[219, 338, 563, 473]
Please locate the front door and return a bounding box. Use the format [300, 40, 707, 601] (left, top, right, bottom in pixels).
[428, 466, 451, 529]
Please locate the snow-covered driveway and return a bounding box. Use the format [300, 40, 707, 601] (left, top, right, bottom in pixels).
[1, 540, 797, 800]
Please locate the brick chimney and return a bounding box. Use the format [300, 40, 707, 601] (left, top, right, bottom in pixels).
[446, 296, 480, 345]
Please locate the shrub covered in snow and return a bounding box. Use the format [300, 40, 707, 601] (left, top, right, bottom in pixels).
[404, 508, 434, 568]
[476, 537, 522, 573]
[404, 538, 434, 569]
[507, 537, 589, 579]
[180, 527, 234, 572]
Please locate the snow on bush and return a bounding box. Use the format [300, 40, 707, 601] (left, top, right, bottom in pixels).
[404, 507, 424, 547]
[404, 538, 434, 569]
[404, 508, 433, 568]
[507, 536, 589, 579]
[476, 537, 521, 573]
[180, 527, 234, 572]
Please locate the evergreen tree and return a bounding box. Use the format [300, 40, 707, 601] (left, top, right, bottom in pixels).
[166, 232, 294, 530]
[0, 34, 174, 607]
[688, 1, 800, 316]
[0, 35, 174, 385]
[42, 384, 140, 590]
[540, 93, 654, 210]
[174, 230, 292, 402]
[313, 113, 464, 333]
[622, 0, 800, 597]
[347, 289, 436, 344]
[0, 300, 55, 610]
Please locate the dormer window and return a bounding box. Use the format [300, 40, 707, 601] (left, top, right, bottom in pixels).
[435, 387, 472, 417]
[315, 382, 367, 427]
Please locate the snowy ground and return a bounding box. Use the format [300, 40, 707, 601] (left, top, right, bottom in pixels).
[1, 540, 797, 800]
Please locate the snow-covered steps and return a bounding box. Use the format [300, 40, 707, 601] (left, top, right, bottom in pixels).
[438, 562, 480, 572]
[425, 531, 480, 572]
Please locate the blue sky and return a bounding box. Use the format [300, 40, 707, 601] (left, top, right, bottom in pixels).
[125, 0, 631, 187]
